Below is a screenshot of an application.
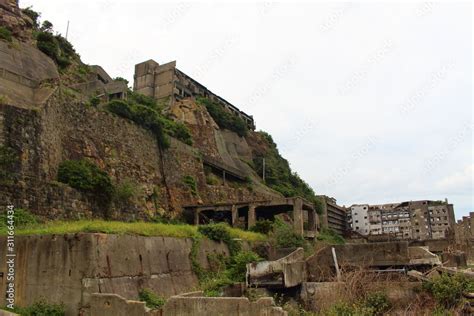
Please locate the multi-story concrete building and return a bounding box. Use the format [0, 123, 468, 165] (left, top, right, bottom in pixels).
[133, 59, 255, 130]
[453, 213, 474, 262]
[348, 204, 369, 235]
[318, 196, 347, 236]
[348, 200, 455, 241]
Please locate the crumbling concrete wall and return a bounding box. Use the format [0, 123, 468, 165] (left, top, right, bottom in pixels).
[90, 293, 160, 316]
[161, 292, 287, 316]
[0, 233, 229, 316]
[300, 281, 421, 312]
[306, 243, 441, 282]
[306, 242, 410, 281]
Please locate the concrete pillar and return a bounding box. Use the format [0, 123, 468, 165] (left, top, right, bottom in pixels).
[248, 205, 256, 229]
[293, 198, 304, 236]
[194, 210, 200, 226]
[308, 209, 316, 232]
[469, 212, 474, 237]
[231, 205, 238, 227]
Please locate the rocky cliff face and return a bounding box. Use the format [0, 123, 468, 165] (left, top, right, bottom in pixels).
[0, 92, 280, 220]
[0, 0, 33, 42]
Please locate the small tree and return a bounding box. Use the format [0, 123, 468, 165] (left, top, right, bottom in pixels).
[40, 20, 53, 33]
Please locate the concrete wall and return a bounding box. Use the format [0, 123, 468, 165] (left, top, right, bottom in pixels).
[0, 234, 229, 316]
[0, 41, 58, 106]
[161, 293, 287, 316]
[90, 293, 159, 316]
[300, 281, 421, 312]
[306, 242, 411, 281]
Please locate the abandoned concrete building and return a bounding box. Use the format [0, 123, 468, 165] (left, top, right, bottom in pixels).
[453, 213, 474, 263]
[133, 59, 255, 130]
[184, 197, 318, 238]
[348, 200, 456, 241]
[71, 65, 128, 102]
[317, 195, 347, 235]
[455, 212, 474, 246]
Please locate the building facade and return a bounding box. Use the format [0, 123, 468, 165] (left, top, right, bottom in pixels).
[348, 204, 369, 235]
[318, 196, 347, 235]
[348, 200, 455, 241]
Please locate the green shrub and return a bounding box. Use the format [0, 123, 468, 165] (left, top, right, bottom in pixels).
[0, 145, 17, 183]
[271, 218, 305, 248]
[363, 292, 390, 316]
[250, 219, 274, 235]
[183, 175, 198, 196]
[89, 96, 100, 107]
[106, 100, 171, 148]
[114, 77, 129, 86]
[198, 223, 241, 255]
[107, 91, 192, 146]
[36, 31, 59, 60]
[317, 228, 345, 245]
[196, 97, 248, 137]
[198, 223, 231, 243]
[22, 6, 41, 28]
[138, 288, 166, 309]
[40, 20, 53, 32]
[0, 208, 38, 229]
[159, 116, 193, 146]
[128, 91, 159, 109]
[326, 301, 355, 316]
[107, 99, 133, 118]
[10, 298, 66, 316]
[252, 131, 320, 210]
[106, 100, 192, 148]
[0, 27, 12, 42]
[36, 31, 76, 70]
[423, 273, 473, 308]
[226, 251, 261, 282]
[192, 225, 260, 295]
[57, 159, 114, 207]
[206, 173, 219, 185]
[113, 179, 140, 205]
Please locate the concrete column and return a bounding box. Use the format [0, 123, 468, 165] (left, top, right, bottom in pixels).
[248, 205, 256, 229]
[469, 212, 474, 237]
[194, 210, 200, 226]
[293, 198, 304, 236]
[308, 209, 316, 232]
[231, 205, 238, 227]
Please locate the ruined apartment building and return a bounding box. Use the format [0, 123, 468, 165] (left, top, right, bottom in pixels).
[348, 200, 455, 241]
[133, 59, 255, 129]
[317, 195, 347, 235]
[454, 212, 474, 246]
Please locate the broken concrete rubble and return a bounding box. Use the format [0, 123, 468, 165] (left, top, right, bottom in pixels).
[306, 242, 441, 282]
[247, 248, 306, 288]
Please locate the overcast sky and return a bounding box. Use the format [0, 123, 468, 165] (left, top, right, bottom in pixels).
[22, 1, 472, 219]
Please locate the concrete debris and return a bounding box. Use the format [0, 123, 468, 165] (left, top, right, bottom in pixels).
[247, 247, 306, 288]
